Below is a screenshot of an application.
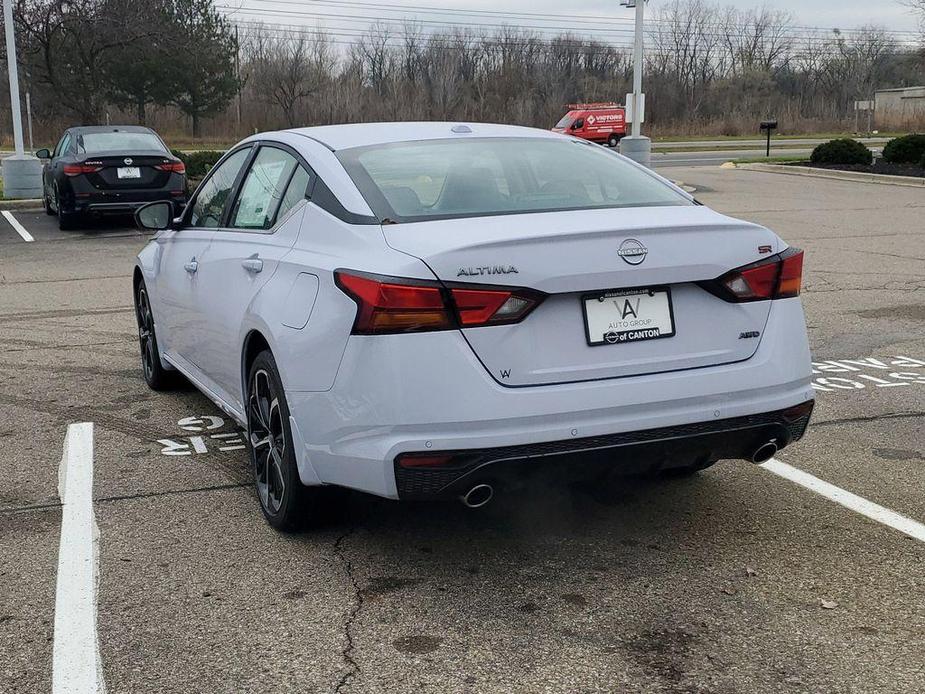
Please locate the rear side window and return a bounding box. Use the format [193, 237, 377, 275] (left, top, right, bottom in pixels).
[55, 133, 71, 157]
[189, 148, 251, 228]
[75, 131, 166, 154]
[229, 147, 300, 230]
[275, 166, 311, 222]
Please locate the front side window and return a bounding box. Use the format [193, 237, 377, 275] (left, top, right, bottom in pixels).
[188, 148, 251, 228]
[229, 147, 300, 230]
[337, 137, 691, 223]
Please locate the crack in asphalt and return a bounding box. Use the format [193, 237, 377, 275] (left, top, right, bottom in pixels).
[0, 273, 132, 286]
[1, 339, 132, 354]
[2, 483, 252, 516]
[0, 306, 134, 324]
[332, 524, 364, 694]
[811, 411, 925, 428]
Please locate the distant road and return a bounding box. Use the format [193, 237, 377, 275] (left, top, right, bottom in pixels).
[652, 148, 812, 168]
[653, 136, 890, 150]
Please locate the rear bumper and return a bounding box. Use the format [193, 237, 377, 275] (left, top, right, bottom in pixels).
[63, 174, 187, 214]
[286, 298, 815, 499]
[394, 401, 813, 499]
[77, 193, 186, 215]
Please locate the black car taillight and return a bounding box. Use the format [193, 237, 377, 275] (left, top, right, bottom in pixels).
[63, 163, 103, 176]
[155, 161, 186, 174]
[334, 270, 544, 335]
[700, 248, 804, 303]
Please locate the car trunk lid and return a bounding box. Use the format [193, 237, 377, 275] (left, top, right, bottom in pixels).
[381, 206, 781, 386]
[77, 151, 176, 190]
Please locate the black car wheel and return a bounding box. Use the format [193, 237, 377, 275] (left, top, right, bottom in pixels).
[247, 350, 336, 531]
[43, 187, 54, 216]
[55, 184, 80, 230]
[134, 280, 177, 391]
[608, 134, 621, 148]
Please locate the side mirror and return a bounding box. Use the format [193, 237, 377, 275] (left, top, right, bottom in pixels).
[135, 201, 174, 231]
[35, 148, 50, 159]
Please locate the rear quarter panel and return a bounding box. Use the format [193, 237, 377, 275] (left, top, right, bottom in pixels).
[244, 203, 436, 396]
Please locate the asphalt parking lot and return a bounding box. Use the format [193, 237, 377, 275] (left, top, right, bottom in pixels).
[1, 167, 924, 694]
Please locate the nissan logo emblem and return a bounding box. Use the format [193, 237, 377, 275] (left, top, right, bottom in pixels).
[617, 239, 648, 265]
[124, 157, 133, 166]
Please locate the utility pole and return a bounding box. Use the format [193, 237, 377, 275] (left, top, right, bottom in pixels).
[2, 0, 42, 198]
[235, 25, 242, 133]
[619, 0, 651, 167]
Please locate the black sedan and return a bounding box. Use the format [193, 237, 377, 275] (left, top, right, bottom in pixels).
[36, 125, 187, 230]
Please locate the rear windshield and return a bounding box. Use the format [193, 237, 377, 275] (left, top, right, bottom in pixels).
[337, 137, 690, 222]
[75, 131, 166, 154]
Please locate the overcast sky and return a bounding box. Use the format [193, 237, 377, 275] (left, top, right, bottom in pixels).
[230, 0, 923, 39]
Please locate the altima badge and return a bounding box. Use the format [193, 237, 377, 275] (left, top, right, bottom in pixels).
[618, 239, 648, 265]
[457, 265, 518, 277]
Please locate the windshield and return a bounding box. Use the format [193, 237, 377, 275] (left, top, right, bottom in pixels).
[337, 137, 691, 222]
[554, 115, 575, 129]
[76, 131, 166, 154]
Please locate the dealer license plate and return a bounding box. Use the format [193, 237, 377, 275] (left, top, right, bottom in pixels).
[582, 287, 675, 346]
[117, 166, 141, 179]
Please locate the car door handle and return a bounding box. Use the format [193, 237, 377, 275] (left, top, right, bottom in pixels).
[184, 258, 198, 274]
[241, 257, 263, 273]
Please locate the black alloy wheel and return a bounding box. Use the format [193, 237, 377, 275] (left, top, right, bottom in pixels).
[249, 366, 289, 519]
[134, 281, 177, 390]
[247, 350, 321, 531]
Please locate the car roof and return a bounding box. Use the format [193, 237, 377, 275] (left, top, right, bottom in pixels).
[283, 122, 561, 151]
[69, 125, 156, 134]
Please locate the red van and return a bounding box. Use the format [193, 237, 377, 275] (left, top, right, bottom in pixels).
[552, 103, 627, 147]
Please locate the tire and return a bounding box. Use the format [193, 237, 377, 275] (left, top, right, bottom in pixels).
[247, 350, 329, 531]
[134, 280, 178, 391]
[608, 134, 621, 148]
[43, 188, 55, 216]
[55, 185, 80, 230]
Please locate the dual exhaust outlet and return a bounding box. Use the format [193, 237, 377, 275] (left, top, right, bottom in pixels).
[456, 440, 779, 508]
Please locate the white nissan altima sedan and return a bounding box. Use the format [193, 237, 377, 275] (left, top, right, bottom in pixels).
[133, 122, 814, 530]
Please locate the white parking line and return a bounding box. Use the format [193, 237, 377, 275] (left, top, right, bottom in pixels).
[762, 458, 925, 544]
[53, 422, 106, 694]
[2, 210, 34, 242]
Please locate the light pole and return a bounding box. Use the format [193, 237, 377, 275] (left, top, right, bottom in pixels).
[618, 0, 652, 167]
[2, 0, 43, 199]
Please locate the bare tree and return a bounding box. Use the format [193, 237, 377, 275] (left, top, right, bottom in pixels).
[248, 29, 331, 127]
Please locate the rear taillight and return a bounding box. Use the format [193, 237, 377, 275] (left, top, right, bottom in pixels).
[334, 270, 544, 335]
[702, 248, 804, 302]
[63, 163, 102, 176]
[335, 272, 452, 333]
[155, 161, 186, 174]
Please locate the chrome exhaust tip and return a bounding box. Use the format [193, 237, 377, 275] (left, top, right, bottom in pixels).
[751, 441, 779, 464]
[460, 484, 494, 509]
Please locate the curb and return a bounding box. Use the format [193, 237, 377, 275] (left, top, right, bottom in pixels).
[736, 163, 925, 188]
[0, 198, 44, 211]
